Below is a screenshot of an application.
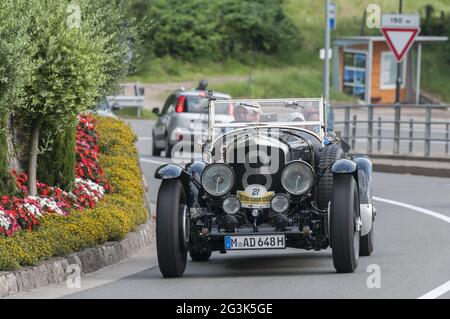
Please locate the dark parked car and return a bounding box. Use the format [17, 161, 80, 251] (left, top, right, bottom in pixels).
[154, 95, 375, 277]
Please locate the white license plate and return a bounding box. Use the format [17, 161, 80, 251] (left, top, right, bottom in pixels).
[224, 234, 286, 250]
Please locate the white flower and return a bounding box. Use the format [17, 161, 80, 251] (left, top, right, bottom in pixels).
[21, 201, 44, 218]
[74, 178, 105, 202]
[0, 210, 12, 229]
[27, 196, 65, 216]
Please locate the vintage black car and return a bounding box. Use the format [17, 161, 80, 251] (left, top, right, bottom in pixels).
[154, 94, 375, 277]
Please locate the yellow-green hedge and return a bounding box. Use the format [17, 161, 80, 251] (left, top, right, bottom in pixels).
[0, 116, 148, 271]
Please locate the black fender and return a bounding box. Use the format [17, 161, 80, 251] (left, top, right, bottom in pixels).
[331, 159, 359, 204]
[330, 157, 374, 237]
[155, 163, 189, 180]
[331, 157, 373, 204]
[331, 159, 357, 174]
[353, 155, 374, 236]
[155, 163, 193, 203]
[352, 155, 373, 205]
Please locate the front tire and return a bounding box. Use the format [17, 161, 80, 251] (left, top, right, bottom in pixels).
[331, 174, 360, 273]
[360, 225, 374, 256]
[156, 180, 188, 278]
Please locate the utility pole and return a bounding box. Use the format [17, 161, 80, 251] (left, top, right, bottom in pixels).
[323, 0, 331, 101]
[395, 0, 403, 104]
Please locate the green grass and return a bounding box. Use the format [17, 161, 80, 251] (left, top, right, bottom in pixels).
[129, 51, 300, 83]
[113, 108, 157, 120]
[130, 0, 450, 102]
[421, 45, 450, 102]
[212, 66, 355, 102]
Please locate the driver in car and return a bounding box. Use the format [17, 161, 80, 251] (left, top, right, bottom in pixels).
[232, 103, 261, 123]
[304, 108, 321, 133]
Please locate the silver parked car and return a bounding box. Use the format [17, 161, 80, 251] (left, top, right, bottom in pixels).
[152, 89, 233, 157]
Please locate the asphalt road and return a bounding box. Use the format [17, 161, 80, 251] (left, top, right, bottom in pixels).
[11, 119, 450, 299]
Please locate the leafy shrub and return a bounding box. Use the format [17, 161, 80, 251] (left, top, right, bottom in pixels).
[0, 116, 148, 271]
[144, 0, 302, 61]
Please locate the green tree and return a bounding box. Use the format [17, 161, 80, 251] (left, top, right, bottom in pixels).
[79, 0, 144, 97]
[10, 0, 106, 195]
[1, 0, 143, 195]
[143, 0, 301, 61]
[0, 0, 33, 194]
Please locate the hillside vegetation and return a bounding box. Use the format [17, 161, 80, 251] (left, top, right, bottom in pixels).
[130, 0, 450, 102]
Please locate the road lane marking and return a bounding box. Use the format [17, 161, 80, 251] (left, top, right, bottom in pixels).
[374, 196, 450, 299]
[374, 197, 450, 224]
[417, 280, 450, 299]
[140, 158, 168, 165]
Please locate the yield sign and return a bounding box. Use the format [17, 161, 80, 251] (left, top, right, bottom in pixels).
[381, 14, 420, 62]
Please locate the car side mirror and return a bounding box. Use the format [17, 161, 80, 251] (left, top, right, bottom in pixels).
[152, 107, 160, 116]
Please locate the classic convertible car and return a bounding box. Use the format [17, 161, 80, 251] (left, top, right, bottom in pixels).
[155, 93, 375, 278]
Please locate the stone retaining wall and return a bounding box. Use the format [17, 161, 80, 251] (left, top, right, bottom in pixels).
[0, 216, 155, 298]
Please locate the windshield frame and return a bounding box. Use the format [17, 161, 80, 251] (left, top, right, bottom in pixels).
[206, 97, 327, 142]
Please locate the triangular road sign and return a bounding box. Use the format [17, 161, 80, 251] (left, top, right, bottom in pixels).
[381, 27, 420, 62]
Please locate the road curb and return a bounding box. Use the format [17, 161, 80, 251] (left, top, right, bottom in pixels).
[0, 216, 155, 298]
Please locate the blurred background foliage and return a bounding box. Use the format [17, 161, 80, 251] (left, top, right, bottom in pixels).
[128, 0, 450, 102]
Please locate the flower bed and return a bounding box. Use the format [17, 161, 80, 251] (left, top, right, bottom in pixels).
[0, 116, 148, 270]
[0, 115, 108, 237]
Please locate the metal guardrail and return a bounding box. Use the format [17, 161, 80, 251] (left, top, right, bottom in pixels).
[106, 95, 145, 117]
[333, 104, 450, 157]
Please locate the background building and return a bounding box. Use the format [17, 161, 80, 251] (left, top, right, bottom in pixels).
[333, 36, 448, 104]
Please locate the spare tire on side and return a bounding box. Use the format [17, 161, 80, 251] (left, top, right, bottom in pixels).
[316, 144, 344, 210]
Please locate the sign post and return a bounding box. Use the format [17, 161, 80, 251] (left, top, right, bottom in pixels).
[381, 2, 420, 154]
[381, 12, 420, 103]
[323, 1, 335, 101]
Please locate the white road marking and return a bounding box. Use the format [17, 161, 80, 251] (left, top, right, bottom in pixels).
[374, 196, 450, 224]
[140, 158, 168, 165]
[374, 196, 450, 299]
[140, 157, 198, 165]
[417, 280, 450, 299]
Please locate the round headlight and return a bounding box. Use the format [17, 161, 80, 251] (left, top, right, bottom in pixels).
[281, 161, 314, 195]
[271, 194, 289, 213]
[201, 163, 235, 197]
[222, 196, 241, 215]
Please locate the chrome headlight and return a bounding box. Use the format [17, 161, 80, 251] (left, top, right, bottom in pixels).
[281, 161, 314, 195]
[201, 163, 235, 197]
[271, 194, 289, 213]
[222, 196, 241, 215]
